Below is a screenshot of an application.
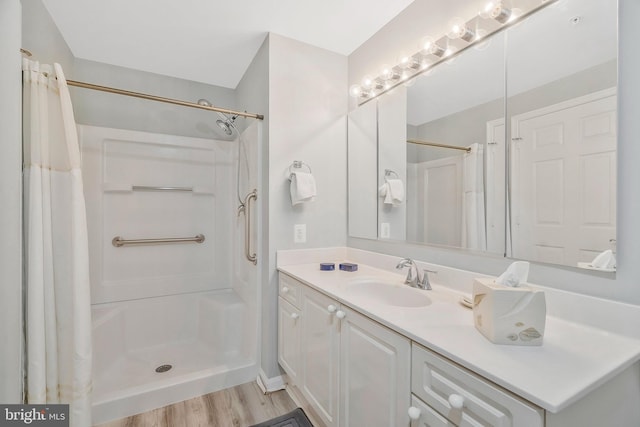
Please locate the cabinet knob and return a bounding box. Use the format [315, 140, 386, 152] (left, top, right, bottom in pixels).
[408, 406, 421, 420]
[327, 304, 337, 313]
[335, 310, 346, 319]
[448, 393, 465, 410]
[282, 286, 289, 294]
[290, 313, 299, 320]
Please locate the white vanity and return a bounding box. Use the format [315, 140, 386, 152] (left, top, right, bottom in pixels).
[277, 248, 640, 427]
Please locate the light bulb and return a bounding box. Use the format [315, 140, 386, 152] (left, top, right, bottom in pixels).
[479, 2, 496, 19]
[349, 84, 362, 98]
[420, 36, 445, 57]
[399, 53, 421, 70]
[447, 17, 475, 41]
[489, 2, 512, 24]
[380, 64, 393, 80]
[361, 75, 374, 89]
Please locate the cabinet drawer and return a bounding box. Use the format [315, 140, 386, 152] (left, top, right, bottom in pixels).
[412, 344, 543, 427]
[279, 274, 302, 307]
[410, 395, 456, 427]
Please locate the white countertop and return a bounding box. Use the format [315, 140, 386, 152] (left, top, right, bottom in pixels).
[277, 262, 640, 413]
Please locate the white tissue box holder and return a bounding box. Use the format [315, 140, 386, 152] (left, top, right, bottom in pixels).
[472, 278, 546, 346]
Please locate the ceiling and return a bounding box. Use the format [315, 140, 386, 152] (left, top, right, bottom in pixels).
[41, 0, 416, 89]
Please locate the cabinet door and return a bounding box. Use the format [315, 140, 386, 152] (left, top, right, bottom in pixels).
[300, 286, 340, 427]
[278, 297, 301, 381]
[339, 306, 411, 427]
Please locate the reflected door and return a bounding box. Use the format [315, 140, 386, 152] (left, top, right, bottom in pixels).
[511, 89, 616, 266]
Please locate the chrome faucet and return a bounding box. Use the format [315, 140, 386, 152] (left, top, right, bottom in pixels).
[395, 258, 437, 290]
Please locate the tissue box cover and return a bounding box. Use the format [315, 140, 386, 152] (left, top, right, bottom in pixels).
[472, 278, 546, 346]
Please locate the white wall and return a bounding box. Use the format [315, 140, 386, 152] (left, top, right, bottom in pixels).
[263, 34, 348, 377]
[347, 0, 640, 305]
[0, 0, 23, 403]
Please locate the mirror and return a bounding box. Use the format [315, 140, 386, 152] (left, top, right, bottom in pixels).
[347, 0, 618, 272]
[404, 32, 506, 254]
[506, 0, 617, 269]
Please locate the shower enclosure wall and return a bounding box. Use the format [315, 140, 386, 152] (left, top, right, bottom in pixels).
[80, 124, 260, 425]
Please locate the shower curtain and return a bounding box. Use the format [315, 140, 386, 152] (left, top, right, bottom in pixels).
[461, 142, 487, 250]
[22, 59, 92, 426]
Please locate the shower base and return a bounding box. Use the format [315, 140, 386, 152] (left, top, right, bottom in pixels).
[91, 290, 257, 425]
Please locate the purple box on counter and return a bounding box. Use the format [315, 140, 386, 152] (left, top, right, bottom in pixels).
[339, 263, 358, 272]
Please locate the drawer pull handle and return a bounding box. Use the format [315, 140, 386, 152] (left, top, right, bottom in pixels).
[448, 393, 465, 410]
[336, 310, 346, 319]
[290, 313, 299, 320]
[408, 406, 421, 420]
[327, 304, 337, 313]
[282, 286, 289, 294]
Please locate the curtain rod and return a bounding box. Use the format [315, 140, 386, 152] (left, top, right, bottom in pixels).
[407, 139, 471, 153]
[65, 79, 264, 120]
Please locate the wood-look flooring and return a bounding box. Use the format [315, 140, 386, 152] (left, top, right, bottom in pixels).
[96, 382, 299, 427]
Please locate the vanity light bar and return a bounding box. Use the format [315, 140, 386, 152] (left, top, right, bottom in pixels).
[350, 0, 558, 104]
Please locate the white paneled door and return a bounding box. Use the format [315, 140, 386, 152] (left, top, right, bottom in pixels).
[510, 88, 617, 266]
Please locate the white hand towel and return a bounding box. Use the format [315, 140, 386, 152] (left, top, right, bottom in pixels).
[386, 178, 404, 205]
[591, 249, 616, 270]
[378, 179, 404, 206]
[290, 171, 316, 206]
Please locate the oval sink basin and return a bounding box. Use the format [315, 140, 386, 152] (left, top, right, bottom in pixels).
[346, 280, 431, 308]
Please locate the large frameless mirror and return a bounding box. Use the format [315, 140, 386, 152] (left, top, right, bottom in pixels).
[505, 0, 617, 270]
[347, 0, 618, 274]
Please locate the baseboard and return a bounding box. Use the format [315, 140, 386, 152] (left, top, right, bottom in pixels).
[283, 383, 326, 427]
[256, 369, 286, 394]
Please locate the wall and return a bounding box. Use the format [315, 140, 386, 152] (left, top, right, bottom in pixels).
[348, 0, 640, 305]
[236, 36, 270, 378]
[263, 34, 348, 377]
[72, 59, 237, 139]
[22, 0, 73, 72]
[0, 0, 23, 403]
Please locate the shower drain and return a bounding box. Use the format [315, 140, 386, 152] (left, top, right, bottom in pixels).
[155, 364, 172, 373]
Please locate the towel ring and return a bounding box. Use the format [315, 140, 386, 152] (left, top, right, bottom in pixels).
[384, 169, 399, 179]
[288, 160, 312, 180]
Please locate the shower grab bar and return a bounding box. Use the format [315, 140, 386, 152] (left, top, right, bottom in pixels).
[239, 189, 258, 265]
[112, 234, 205, 247]
[132, 185, 193, 192]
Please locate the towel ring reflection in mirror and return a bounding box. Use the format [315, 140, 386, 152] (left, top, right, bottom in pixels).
[288, 160, 312, 180]
[384, 169, 399, 179]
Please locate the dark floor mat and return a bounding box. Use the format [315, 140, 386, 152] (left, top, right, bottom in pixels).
[249, 407, 313, 427]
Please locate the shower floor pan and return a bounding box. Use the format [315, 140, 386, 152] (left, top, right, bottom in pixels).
[91, 290, 257, 425]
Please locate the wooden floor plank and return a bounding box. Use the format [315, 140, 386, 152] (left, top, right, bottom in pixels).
[95, 382, 298, 427]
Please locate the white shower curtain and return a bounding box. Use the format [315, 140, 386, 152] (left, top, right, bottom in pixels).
[23, 59, 92, 427]
[461, 142, 487, 250]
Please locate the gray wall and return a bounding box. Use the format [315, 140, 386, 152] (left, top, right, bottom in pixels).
[264, 34, 348, 378]
[0, 0, 23, 403]
[236, 36, 271, 378]
[22, 0, 74, 72]
[72, 59, 238, 139]
[349, 0, 640, 305]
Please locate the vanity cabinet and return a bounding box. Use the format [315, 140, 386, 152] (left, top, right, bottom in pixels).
[410, 344, 544, 427]
[339, 305, 411, 427]
[278, 274, 411, 427]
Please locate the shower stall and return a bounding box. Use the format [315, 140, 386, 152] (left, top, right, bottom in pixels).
[77, 101, 262, 424]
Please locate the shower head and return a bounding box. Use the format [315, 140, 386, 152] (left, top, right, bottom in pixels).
[216, 112, 238, 136]
[196, 98, 238, 137]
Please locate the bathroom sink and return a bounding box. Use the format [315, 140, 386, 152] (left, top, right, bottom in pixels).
[346, 279, 432, 308]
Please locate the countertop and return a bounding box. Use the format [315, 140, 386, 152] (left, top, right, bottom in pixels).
[278, 262, 640, 413]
